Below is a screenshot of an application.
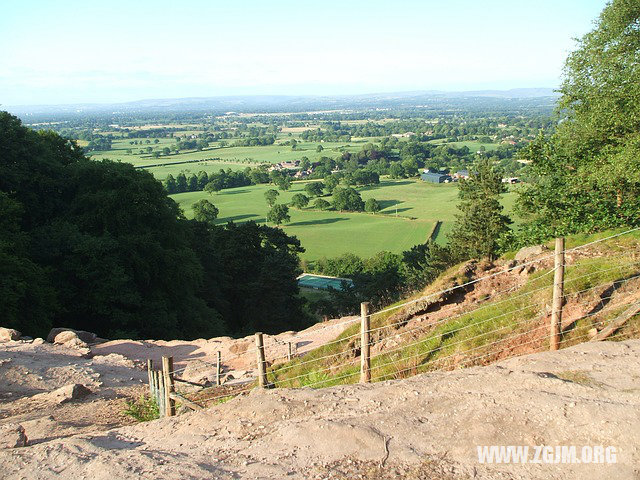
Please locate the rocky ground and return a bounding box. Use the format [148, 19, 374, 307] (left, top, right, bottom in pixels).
[1, 339, 639, 479]
[0, 316, 357, 449]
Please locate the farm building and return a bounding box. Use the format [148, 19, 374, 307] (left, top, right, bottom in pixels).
[421, 172, 452, 183]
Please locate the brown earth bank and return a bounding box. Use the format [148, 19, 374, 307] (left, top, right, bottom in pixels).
[1, 340, 639, 479]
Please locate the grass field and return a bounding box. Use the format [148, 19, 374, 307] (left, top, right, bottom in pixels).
[170, 179, 517, 262]
[427, 139, 500, 152]
[90, 139, 362, 180]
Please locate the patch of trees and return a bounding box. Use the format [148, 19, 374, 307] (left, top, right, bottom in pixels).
[0, 113, 310, 340]
[232, 136, 276, 147]
[85, 136, 112, 152]
[331, 187, 365, 212]
[164, 166, 270, 194]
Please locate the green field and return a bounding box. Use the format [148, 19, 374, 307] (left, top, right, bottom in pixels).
[170, 179, 517, 262]
[428, 139, 500, 152]
[90, 138, 362, 180]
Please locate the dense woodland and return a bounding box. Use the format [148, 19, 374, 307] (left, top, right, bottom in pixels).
[2, 0, 638, 338]
[0, 113, 311, 340]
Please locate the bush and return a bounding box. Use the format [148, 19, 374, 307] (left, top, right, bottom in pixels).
[123, 395, 159, 422]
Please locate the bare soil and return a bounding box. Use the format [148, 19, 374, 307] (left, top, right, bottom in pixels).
[1, 340, 639, 479]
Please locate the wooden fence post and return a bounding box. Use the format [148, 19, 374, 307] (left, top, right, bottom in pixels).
[360, 302, 371, 383]
[155, 370, 165, 417]
[147, 359, 154, 398]
[162, 355, 176, 417]
[255, 333, 268, 388]
[216, 350, 222, 386]
[550, 237, 565, 351]
[287, 342, 293, 361]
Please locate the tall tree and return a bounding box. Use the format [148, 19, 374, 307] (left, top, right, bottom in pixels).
[517, 0, 640, 241]
[164, 174, 177, 194]
[176, 173, 188, 193]
[264, 189, 280, 207]
[290, 193, 309, 209]
[449, 157, 511, 260]
[267, 204, 291, 226]
[192, 199, 219, 224]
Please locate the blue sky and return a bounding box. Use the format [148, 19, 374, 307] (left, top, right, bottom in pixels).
[0, 0, 606, 105]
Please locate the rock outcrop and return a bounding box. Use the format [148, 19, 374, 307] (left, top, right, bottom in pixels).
[0, 424, 27, 449]
[0, 328, 21, 342]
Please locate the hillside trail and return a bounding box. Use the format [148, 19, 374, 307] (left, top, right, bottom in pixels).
[1, 339, 639, 479]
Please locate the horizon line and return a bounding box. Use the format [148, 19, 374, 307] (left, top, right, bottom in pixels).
[5, 86, 559, 109]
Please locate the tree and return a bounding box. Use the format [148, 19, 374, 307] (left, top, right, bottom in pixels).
[324, 174, 340, 193]
[290, 193, 309, 209]
[516, 0, 640, 241]
[276, 176, 291, 191]
[304, 182, 324, 197]
[449, 157, 512, 260]
[197, 171, 209, 190]
[192, 199, 219, 224]
[164, 174, 177, 194]
[402, 241, 451, 287]
[264, 189, 279, 207]
[300, 157, 311, 170]
[162, 147, 170, 156]
[389, 162, 406, 179]
[188, 174, 199, 191]
[332, 187, 365, 212]
[267, 204, 291, 225]
[313, 198, 331, 210]
[205, 177, 224, 194]
[364, 198, 381, 214]
[316, 144, 323, 153]
[176, 173, 188, 193]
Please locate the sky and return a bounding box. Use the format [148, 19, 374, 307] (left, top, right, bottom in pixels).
[0, 0, 607, 106]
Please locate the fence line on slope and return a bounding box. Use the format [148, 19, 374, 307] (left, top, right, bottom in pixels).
[148, 229, 640, 415]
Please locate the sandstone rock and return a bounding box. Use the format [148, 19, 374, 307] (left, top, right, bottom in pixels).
[0, 327, 21, 342]
[32, 338, 45, 345]
[42, 384, 92, 404]
[181, 360, 218, 386]
[0, 423, 27, 448]
[229, 340, 250, 355]
[514, 244, 548, 262]
[47, 328, 97, 344]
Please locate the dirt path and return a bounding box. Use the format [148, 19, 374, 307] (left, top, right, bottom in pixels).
[2, 340, 639, 479]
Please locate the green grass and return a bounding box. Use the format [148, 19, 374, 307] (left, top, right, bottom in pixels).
[142, 160, 250, 179]
[427, 139, 500, 152]
[90, 138, 362, 178]
[171, 179, 517, 261]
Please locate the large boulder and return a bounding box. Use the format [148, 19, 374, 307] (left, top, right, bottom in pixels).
[0, 423, 27, 448]
[514, 244, 548, 262]
[47, 328, 97, 345]
[0, 327, 21, 342]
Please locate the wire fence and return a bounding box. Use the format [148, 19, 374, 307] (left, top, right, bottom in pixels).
[148, 228, 640, 416]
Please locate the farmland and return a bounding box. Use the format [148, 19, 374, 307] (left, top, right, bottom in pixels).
[170, 178, 517, 262]
[53, 107, 537, 266]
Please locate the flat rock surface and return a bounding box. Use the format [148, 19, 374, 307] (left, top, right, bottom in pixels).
[1, 340, 639, 479]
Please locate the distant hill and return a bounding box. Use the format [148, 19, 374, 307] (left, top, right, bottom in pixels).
[6, 88, 558, 117]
